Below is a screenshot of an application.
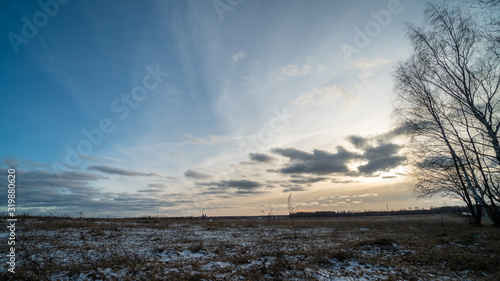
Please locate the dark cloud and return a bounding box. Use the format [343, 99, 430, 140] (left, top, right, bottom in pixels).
[273, 147, 361, 175]
[197, 179, 263, 196]
[363, 143, 400, 160]
[345, 130, 407, 175]
[0, 166, 191, 216]
[358, 143, 406, 174]
[88, 165, 157, 177]
[290, 176, 329, 184]
[348, 124, 412, 150]
[273, 133, 406, 177]
[235, 189, 265, 195]
[283, 186, 306, 193]
[347, 135, 368, 149]
[386, 121, 430, 137]
[137, 189, 163, 193]
[417, 156, 454, 169]
[184, 169, 211, 179]
[200, 179, 261, 189]
[249, 153, 275, 163]
[283, 185, 306, 193]
[226, 180, 262, 190]
[147, 182, 169, 188]
[331, 179, 356, 184]
[15, 169, 108, 189]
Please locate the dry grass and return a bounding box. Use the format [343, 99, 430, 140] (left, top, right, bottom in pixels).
[1, 214, 499, 280]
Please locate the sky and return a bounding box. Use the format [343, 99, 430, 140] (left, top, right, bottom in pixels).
[0, 0, 461, 217]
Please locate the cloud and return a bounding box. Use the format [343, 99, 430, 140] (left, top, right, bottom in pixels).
[318, 193, 378, 205]
[383, 121, 421, 138]
[347, 135, 369, 149]
[346, 131, 407, 175]
[282, 186, 306, 193]
[320, 195, 350, 200]
[351, 57, 391, 70]
[198, 179, 263, 196]
[185, 134, 227, 145]
[271, 63, 323, 80]
[290, 175, 329, 184]
[88, 165, 158, 177]
[268, 175, 329, 193]
[137, 189, 163, 193]
[15, 169, 108, 189]
[273, 130, 406, 177]
[147, 182, 169, 188]
[331, 179, 355, 184]
[356, 193, 378, 198]
[358, 143, 406, 174]
[0, 166, 188, 216]
[249, 153, 274, 163]
[3, 158, 19, 167]
[272, 147, 361, 175]
[184, 169, 211, 179]
[349, 57, 392, 79]
[292, 84, 348, 106]
[78, 155, 115, 164]
[231, 51, 246, 64]
[226, 180, 262, 190]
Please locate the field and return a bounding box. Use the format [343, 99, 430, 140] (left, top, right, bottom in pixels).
[1, 214, 499, 280]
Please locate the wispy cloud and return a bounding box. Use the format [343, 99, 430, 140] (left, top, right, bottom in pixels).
[282, 185, 307, 193]
[198, 179, 264, 196]
[349, 57, 392, 79]
[88, 165, 158, 177]
[231, 51, 246, 64]
[137, 189, 163, 193]
[292, 84, 349, 106]
[185, 134, 228, 145]
[184, 169, 211, 179]
[249, 153, 275, 163]
[270, 63, 323, 80]
[351, 57, 391, 69]
[2, 157, 19, 167]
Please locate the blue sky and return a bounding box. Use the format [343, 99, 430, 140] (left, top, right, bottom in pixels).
[0, 0, 457, 217]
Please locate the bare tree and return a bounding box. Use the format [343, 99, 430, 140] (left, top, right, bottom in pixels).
[394, 2, 500, 225]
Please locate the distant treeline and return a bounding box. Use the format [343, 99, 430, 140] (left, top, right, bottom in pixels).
[290, 206, 469, 218]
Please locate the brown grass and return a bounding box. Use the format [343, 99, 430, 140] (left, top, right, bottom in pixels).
[1, 214, 499, 280]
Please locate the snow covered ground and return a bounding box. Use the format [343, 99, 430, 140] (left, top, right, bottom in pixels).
[1, 215, 498, 280]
